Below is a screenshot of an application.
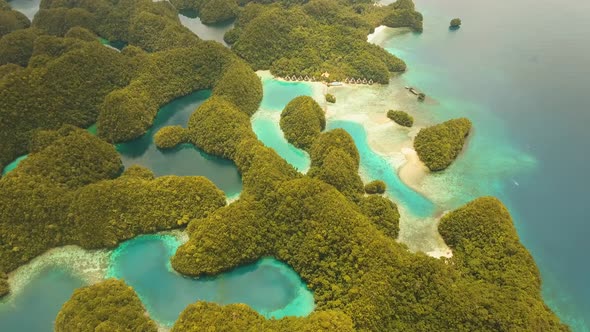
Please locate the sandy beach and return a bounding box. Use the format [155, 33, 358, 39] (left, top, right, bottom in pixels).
[399, 147, 429, 192]
[5, 246, 111, 301]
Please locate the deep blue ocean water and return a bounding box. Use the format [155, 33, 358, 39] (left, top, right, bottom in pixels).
[380, 0, 590, 329]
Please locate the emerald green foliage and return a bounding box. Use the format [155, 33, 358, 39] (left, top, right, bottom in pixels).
[325, 93, 335, 103]
[199, 0, 239, 24]
[173, 302, 355, 331]
[280, 96, 325, 150]
[122, 164, 155, 180]
[169, 84, 565, 330]
[212, 60, 263, 116]
[381, 8, 423, 32]
[234, 139, 300, 200]
[439, 197, 541, 294]
[0, 128, 120, 272]
[64, 26, 98, 41]
[308, 148, 364, 201]
[414, 118, 472, 171]
[306, 129, 364, 199]
[0, 272, 8, 298]
[173, 176, 568, 330]
[450, 18, 461, 28]
[437, 197, 568, 331]
[97, 43, 229, 142]
[17, 126, 122, 189]
[97, 43, 261, 143]
[55, 279, 157, 332]
[387, 110, 413, 127]
[0, 2, 30, 38]
[0, 28, 45, 66]
[128, 10, 199, 52]
[309, 129, 360, 169]
[154, 125, 187, 149]
[40, 0, 191, 51]
[69, 174, 226, 248]
[33, 8, 97, 36]
[359, 195, 400, 238]
[0, 35, 133, 168]
[0, 63, 22, 79]
[187, 96, 257, 159]
[0, 127, 225, 277]
[229, 1, 416, 83]
[364, 179, 386, 194]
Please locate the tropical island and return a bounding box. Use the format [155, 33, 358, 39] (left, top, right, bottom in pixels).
[414, 118, 472, 171]
[0, 0, 570, 330]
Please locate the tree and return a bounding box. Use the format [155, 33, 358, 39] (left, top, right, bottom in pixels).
[364, 180, 386, 194]
[154, 125, 187, 149]
[450, 18, 461, 28]
[280, 96, 326, 150]
[55, 279, 157, 332]
[0, 5, 30, 38]
[387, 110, 413, 127]
[414, 118, 472, 171]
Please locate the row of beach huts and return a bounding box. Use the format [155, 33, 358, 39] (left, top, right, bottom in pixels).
[282, 75, 375, 85]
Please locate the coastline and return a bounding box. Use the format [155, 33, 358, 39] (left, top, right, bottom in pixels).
[256, 70, 326, 110]
[324, 82, 430, 195]
[3, 246, 110, 301]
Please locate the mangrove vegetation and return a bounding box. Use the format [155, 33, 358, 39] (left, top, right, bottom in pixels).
[387, 110, 413, 127]
[414, 117, 472, 171]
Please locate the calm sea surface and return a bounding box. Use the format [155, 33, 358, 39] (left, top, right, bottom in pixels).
[382, 0, 590, 329]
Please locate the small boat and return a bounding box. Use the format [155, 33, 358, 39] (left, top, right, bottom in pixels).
[408, 87, 420, 95]
[328, 82, 343, 86]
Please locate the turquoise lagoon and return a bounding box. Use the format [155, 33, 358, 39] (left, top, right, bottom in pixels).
[116, 90, 242, 197]
[0, 268, 84, 331]
[107, 235, 314, 326]
[0, 236, 314, 330]
[1, 92, 242, 196]
[1, 124, 99, 176]
[1, 155, 27, 176]
[328, 120, 434, 217]
[251, 75, 318, 172]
